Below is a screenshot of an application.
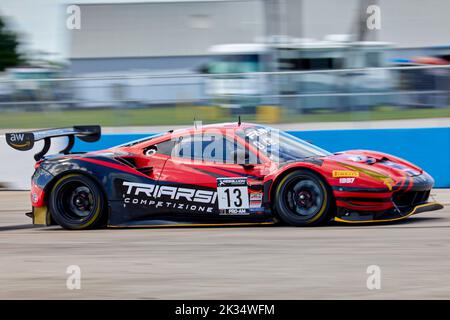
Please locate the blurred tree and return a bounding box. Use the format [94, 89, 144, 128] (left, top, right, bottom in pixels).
[0, 15, 23, 71]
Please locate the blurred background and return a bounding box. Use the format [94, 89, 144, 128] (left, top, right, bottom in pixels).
[1, 0, 450, 189]
[0, 0, 449, 128]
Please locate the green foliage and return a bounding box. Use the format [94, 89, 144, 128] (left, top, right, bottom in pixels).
[0, 106, 449, 129]
[0, 16, 22, 71]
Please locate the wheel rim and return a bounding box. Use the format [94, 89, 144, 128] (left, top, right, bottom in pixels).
[56, 181, 96, 221]
[284, 178, 324, 219]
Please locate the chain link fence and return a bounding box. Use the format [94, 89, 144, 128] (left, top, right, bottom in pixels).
[0, 65, 449, 127]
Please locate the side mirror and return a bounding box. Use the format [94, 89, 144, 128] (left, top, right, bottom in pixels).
[232, 149, 255, 169]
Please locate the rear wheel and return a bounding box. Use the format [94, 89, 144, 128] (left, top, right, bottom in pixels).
[274, 169, 333, 226]
[49, 174, 106, 230]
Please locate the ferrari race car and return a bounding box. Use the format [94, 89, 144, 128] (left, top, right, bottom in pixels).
[6, 122, 443, 230]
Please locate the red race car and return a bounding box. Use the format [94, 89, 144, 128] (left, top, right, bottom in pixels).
[6, 122, 443, 229]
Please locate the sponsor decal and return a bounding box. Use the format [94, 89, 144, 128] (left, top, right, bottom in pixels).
[217, 178, 250, 215]
[244, 127, 280, 162]
[219, 208, 248, 216]
[31, 192, 39, 204]
[249, 192, 263, 208]
[6, 132, 34, 150]
[339, 178, 355, 184]
[332, 170, 360, 178]
[122, 181, 217, 213]
[218, 178, 247, 187]
[335, 162, 395, 191]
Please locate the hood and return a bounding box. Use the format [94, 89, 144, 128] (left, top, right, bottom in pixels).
[324, 150, 424, 188]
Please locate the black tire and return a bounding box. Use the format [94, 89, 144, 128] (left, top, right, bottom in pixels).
[48, 174, 106, 230]
[274, 169, 333, 226]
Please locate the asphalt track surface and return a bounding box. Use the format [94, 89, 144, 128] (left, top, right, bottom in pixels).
[1, 190, 450, 299]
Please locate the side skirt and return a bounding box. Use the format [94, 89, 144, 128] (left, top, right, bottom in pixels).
[107, 220, 276, 228]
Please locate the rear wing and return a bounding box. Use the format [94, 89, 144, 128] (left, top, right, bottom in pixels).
[5, 125, 101, 161]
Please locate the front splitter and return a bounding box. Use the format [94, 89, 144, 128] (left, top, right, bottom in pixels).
[334, 202, 444, 224]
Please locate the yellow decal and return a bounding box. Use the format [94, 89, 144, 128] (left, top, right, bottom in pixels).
[10, 141, 31, 148]
[335, 162, 395, 191]
[381, 177, 394, 191]
[332, 170, 360, 178]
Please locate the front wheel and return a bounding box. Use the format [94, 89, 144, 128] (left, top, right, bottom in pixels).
[274, 170, 333, 226]
[49, 174, 106, 230]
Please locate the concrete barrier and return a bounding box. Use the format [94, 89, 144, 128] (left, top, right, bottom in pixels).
[289, 128, 450, 188]
[0, 136, 67, 190]
[2, 127, 449, 189]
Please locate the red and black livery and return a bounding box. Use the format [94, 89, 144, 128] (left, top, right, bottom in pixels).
[6, 123, 443, 229]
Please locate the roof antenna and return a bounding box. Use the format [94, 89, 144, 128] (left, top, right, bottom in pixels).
[238, 115, 241, 126]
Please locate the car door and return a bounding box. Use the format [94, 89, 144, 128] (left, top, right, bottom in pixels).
[160, 131, 269, 218]
[112, 138, 178, 224]
[132, 138, 175, 180]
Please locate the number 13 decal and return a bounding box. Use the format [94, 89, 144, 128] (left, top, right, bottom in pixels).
[217, 178, 249, 210]
[224, 188, 243, 207]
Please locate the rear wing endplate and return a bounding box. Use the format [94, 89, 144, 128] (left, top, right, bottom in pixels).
[5, 125, 101, 161]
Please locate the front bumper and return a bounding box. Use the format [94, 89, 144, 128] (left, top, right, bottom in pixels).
[333, 170, 443, 223]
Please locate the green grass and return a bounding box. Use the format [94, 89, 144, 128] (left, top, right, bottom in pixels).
[0, 105, 449, 129]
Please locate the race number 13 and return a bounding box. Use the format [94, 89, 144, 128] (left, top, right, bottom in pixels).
[217, 178, 249, 210]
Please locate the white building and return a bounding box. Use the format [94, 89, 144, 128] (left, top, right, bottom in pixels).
[2, 0, 450, 72]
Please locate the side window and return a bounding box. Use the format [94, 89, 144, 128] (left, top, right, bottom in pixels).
[174, 137, 194, 159]
[156, 139, 177, 156]
[144, 139, 176, 156]
[172, 133, 258, 164]
[174, 134, 221, 161]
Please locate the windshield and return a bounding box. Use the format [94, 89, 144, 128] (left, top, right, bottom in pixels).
[242, 126, 331, 162]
